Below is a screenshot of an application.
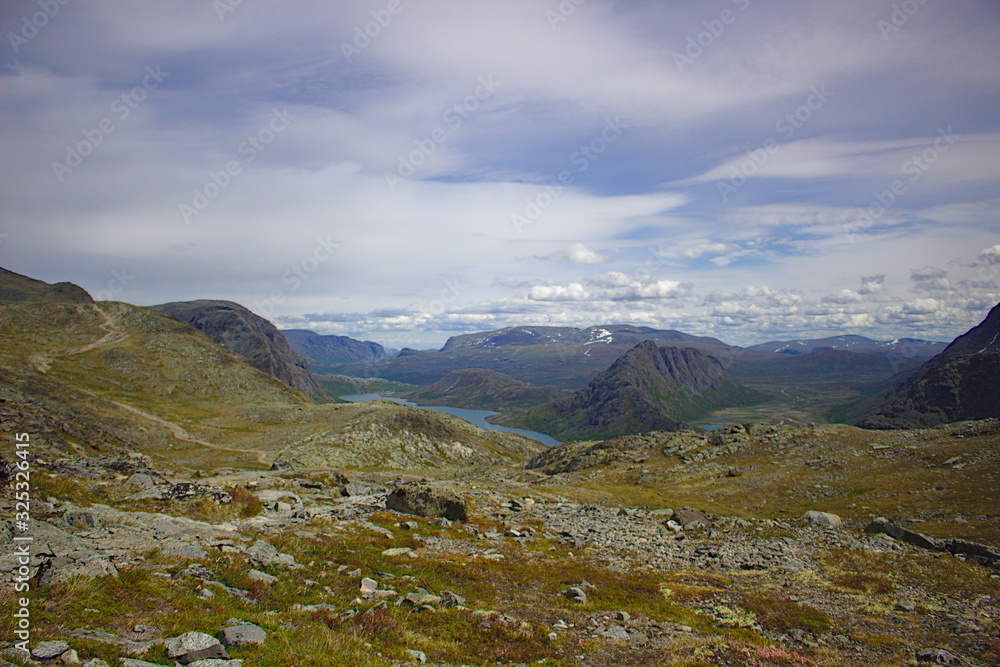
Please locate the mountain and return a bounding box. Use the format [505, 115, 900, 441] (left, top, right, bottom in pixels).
[282, 329, 389, 372]
[334, 324, 743, 389]
[854, 303, 1000, 429]
[498, 341, 764, 441]
[398, 368, 569, 412]
[0, 267, 94, 304]
[151, 300, 327, 401]
[747, 334, 946, 359]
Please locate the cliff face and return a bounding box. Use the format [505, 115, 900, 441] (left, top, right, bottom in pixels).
[152, 300, 327, 400]
[855, 303, 1000, 429]
[281, 329, 388, 371]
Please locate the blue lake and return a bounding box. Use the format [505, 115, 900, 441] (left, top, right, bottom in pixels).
[339, 394, 562, 448]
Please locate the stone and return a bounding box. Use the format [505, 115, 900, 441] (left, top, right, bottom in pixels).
[246, 539, 297, 568]
[865, 519, 944, 551]
[629, 631, 649, 646]
[82, 660, 110, 667]
[433, 517, 452, 528]
[440, 590, 466, 608]
[63, 508, 101, 530]
[126, 473, 156, 489]
[406, 649, 427, 664]
[216, 624, 266, 647]
[164, 631, 229, 664]
[895, 600, 916, 612]
[671, 507, 711, 530]
[187, 661, 243, 667]
[404, 592, 441, 606]
[563, 587, 587, 603]
[60, 649, 81, 665]
[121, 661, 172, 667]
[360, 577, 378, 594]
[916, 648, 961, 664]
[385, 481, 467, 522]
[382, 547, 414, 557]
[247, 569, 278, 585]
[32, 641, 70, 659]
[614, 610, 630, 622]
[603, 625, 629, 640]
[803, 510, 842, 528]
[400, 521, 419, 531]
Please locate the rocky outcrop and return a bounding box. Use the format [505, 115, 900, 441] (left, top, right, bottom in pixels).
[0, 267, 93, 304]
[385, 481, 468, 522]
[152, 300, 327, 400]
[855, 302, 1000, 428]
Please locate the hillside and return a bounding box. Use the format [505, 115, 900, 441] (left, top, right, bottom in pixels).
[854, 302, 1000, 429]
[0, 271, 545, 472]
[152, 301, 327, 401]
[282, 329, 389, 372]
[335, 324, 743, 389]
[498, 341, 765, 441]
[0, 266, 94, 304]
[747, 334, 946, 359]
[398, 368, 569, 412]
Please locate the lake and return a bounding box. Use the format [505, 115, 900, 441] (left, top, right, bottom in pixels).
[339, 394, 562, 448]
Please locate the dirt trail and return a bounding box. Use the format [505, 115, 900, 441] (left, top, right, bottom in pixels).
[109, 400, 275, 466]
[29, 304, 129, 372]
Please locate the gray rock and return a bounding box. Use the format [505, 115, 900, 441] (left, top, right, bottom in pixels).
[63, 508, 101, 530]
[803, 510, 842, 528]
[895, 600, 916, 612]
[32, 641, 70, 659]
[671, 507, 711, 530]
[216, 624, 266, 647]
[82, 660, 110, 667]
[164, 631, 229, 664]
[382, 547, 414, 557]
[629, 630, 649, 646]
[563, 586, 587, 603]
[121, 660, 172, 667]
[360, 577, 378, 594]
[126, 473, 156, 489]
[187, 661, 243, 667]
[865, 519, 944, 551]
[246, 539, 296, 568]
[385, 482, 467, 522]
[60, 648, 81, 664]
[404, 592, 441, 606]
[406, 649, 427, 664]
[916, 648, 961, 664]
[247, 569, 278, 585]
[440, 590, 466, 608]
[603, 625, 629, 640]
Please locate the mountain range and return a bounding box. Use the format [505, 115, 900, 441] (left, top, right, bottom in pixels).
[281, 329, 389, 372]
[852, 302, 1000, 429]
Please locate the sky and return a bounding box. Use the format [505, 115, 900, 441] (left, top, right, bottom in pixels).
[1, 0, 998, 350]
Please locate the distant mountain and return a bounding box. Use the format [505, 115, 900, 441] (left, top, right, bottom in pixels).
[854, 303, 1000, 429]
[0, 267, 94, 304]
[497, 341, 764, 441]
[748, 335, 946, 359]
[335, 324, 743, 389]
[152, 300, 327, 400]
[398, 369, 569, 412]
[282, 329, 388, 372]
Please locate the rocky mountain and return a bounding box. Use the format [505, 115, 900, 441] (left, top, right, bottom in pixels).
[398, 368, 569, 412]
[0, 267, 94, 304]
[854, 302, 1000, 429]
[747, 334, 946, 359]
[282, 329, 389, 372]
[152, 301, 327, 401]
[498, 341, 764, 441]
[335, 324, 743, 389]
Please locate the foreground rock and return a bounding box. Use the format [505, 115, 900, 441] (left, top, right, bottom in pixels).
[385, 481, 467, 522]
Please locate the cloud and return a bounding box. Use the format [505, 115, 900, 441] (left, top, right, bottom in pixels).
[859, 274, 885, 295]
[910, 266, 952, 292]
[822, 289, 863, 304]
[528, 283, 590, 302]
[554, 243, 612, 265]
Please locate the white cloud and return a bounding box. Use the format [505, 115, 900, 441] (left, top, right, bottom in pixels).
[554, 243, 612, 265]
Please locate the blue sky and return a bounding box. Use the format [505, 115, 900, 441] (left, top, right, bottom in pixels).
[1, 0, 998, 349]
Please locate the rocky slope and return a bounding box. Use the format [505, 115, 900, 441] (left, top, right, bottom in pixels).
[0, 267, 94, 304]
[152, 301, 327, 401]
[499, 342, 763, 441]
[282, 329, 389, 373]
[854, 302, 1000, 429]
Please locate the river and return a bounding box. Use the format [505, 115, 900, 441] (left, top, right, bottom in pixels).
[339, 394, 562, 448]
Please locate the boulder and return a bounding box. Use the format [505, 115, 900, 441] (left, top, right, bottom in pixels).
[671, 507, 712, 530]
[803, 510, 842, 528]
[216, 623, 266, 647]
[864, 519, 944, 551]
[164, 631, 229, 664]
[126, 473, 156, 489]
[385, 482, 467, 522]
[63, 508, 101, 530]
[563, 586, 587, 603]
[32, 641, 69, 659]
[917, 648, 961, 664]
